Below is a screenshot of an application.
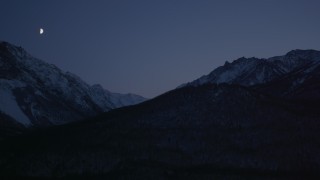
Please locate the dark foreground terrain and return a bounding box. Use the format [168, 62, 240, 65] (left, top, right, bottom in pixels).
[1, 83, 320, 179]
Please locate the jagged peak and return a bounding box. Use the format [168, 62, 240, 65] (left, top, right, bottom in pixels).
[0, 41, 22, 50]
[181, 49, 320, 88]
[286, 49, 318, 55]
[224, 61, 230, 66]
[0, 41, 31, 60]
[284, 49, 320, 58]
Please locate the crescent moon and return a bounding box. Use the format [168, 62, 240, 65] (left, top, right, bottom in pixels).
[40, 28, 44, 35]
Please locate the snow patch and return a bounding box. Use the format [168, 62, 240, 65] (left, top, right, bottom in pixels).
[0, 88, 31, 126]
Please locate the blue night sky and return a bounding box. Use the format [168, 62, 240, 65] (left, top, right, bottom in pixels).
[1, 0, 320, 98]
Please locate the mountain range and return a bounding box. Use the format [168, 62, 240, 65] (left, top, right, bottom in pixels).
[0, 41, 146, 137]
[1, 44, 320, 179]
[181, 49, 320, 88]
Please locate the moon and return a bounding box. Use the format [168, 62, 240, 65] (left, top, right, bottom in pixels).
[40, 28, 44, 35]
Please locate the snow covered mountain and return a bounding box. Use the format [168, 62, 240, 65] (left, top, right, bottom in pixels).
[1, 48, 320, 179]
[181, 49, 320, 87]
[0, 41, 146, 129]
[2, 76, 320, 179]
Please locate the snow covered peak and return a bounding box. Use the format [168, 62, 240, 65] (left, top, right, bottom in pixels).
[0, 41, 146, 128]
[285, 49, 320, 57]
[269, 49, 320, 63]
[182, 49, 320, 87]
[0, 41, 32, 60]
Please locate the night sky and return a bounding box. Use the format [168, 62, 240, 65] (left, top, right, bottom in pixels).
[1, 0, 320, 98]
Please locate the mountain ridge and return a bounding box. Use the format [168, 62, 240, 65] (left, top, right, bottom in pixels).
[0, 41, 146, 130]
[180, 49, 320, 88]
